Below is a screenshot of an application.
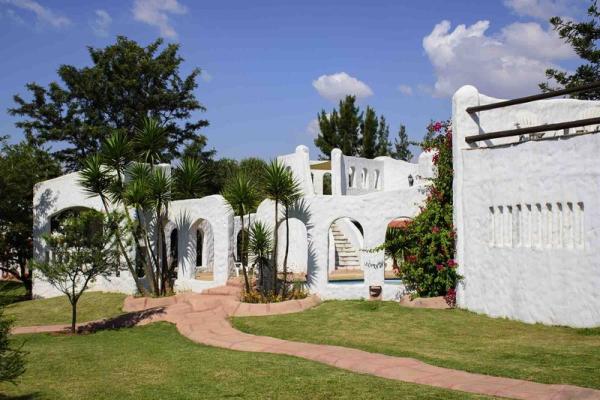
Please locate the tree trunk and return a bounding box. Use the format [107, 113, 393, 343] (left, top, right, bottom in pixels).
[272, 199, 279, 293]
[99, 196, 147, 295]
[71, 301, 77, 334]
[282, 207, 290, 297]
[240, 215, 251, 293]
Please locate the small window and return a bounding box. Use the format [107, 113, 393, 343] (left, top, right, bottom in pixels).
[348, 167, 355, 188]
[196, 230, 203, 267]
[362, 168, 368, 188]
[374, 170, 381, 189]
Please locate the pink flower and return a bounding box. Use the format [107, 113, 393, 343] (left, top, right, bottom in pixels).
[447, 259, 457, 268]
[432, 226, 440, 234]
[433, 122, 443, 132]
[436, 264, 445, 271]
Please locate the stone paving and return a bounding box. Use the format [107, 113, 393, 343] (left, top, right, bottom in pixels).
[14, 281, 600, 400]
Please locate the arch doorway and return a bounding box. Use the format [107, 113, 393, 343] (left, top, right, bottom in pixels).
[384, 218, 411, 281]
[328, 217, 364, 282]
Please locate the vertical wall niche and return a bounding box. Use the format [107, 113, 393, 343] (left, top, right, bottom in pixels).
[488, 202, 584, 249]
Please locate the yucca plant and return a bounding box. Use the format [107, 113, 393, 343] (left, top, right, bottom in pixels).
[248, 221, 272, 290]
[133, 117, 168, 165]
[262, 160, 289, 292]
[280, 172, 302, 296]
[173, 157, 207, 199]
[222, 171, 259, 292]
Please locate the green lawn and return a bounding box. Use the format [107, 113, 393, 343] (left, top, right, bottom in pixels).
[233, 300, 600, 390]
[1, 323, 493, 400]
[0, 281, 27, 306]
[4, 292, 126, 327]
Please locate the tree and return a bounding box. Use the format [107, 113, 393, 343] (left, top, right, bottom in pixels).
[262, 160, 290, 292]
[391, 125, 413, 161]
[314, 96, 361, 158]
[0, 308, 25, 383]
[35, 210, 120, 333]
[540, 1, 600, 99]
[79, 117, 207, 296]
[9, 36, 209, 171]
[280, 173, 302, 296]
[222, 172, 259, 292]
[0, 140, 61, 299]
[360, 107, 378, 158]
[375, 116, 391, 157]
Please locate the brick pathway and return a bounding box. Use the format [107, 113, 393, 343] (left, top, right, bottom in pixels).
[14, 281, 600, 400]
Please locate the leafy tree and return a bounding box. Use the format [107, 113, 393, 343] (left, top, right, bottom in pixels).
[391, 125, 413, 161]
[375, 116, 391, 157]
[360, 107, 378, 158]
[314, 110, 339, 159]
[34, 210, 120, 333]
[222, 172, 259, 292]
[541, 1, 600, 98]
[9, 36, 209, 171]
[0, 308, 25, 383]
[376, 121, 460, 299]
[0, 140, 61, 299]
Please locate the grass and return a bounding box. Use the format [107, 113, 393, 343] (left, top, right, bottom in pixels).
[4, 292, 126, 327]
[0, 323, 493, 400]
[233, 300, 600, 390]
[0, 281, 27, 306]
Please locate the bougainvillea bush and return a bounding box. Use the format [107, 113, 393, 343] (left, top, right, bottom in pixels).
[380, 120, 460, 300]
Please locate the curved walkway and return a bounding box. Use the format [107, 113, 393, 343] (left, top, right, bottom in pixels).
[14, 281, 600, 400]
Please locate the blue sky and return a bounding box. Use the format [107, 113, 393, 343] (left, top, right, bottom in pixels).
[0, 0, 588, 160]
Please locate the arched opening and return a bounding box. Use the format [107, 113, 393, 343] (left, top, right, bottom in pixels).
[276, 218, 309, 282]
[169, 228, 178, 276]
[50, 207, 92, 234]
[374, 170, 381, 190]
[192, 219, 214, 281]
[328, 217, 364, 283]
[323, 172, 332, 195]
[384, 218, 412, 281]
[361, 168, 368, 188]
[348, 167, 355, 188]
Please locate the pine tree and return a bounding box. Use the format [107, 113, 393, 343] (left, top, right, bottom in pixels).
[391, 125, 413, 161]
[337, 96, 362, 156]
[540, 1, 600, 99]
[375, 116, 391, 156]
[360, 107, 378, 158]
[314, 110, 339, 159]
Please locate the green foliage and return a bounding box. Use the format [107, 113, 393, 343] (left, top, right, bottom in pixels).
[314, 96, 408, 159]
[9, 36, 209, 170]
[34, 210, 120, 333]
[0, 140, 61, 299]
[0, 308, 25, 383]
[391, 125, 413, 161]
[378, 121, 460, 297]
[172, 157, 208, 200]
[541, 1, 600, 98]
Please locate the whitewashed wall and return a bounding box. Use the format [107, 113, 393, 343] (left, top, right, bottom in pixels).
[453, 85, 600, 327]
[255, 188, 426, 300]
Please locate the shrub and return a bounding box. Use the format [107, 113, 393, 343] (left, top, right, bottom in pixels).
[380, 121, 461, 298]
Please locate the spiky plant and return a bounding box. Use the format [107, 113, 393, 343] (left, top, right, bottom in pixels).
[248, 221, 272, 290]
[173, 157, 207, 200]
[222, 172, 259, 292]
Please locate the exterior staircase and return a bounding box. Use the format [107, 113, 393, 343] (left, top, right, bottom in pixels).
[331, 222, 361, 272]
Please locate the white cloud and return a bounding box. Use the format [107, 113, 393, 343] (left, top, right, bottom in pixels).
[397, 84, 413, 96]
[90, 9, 111, 37]
[422, 20, 576, 98]
[312, 72, 374, 102]
[306, 118, 320, 137]
[132, 0, 187, 39]
[1, 0, 70, 28]
[503, 0, 574, 20]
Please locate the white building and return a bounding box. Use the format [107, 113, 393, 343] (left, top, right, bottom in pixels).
[33, 146, 434, 301]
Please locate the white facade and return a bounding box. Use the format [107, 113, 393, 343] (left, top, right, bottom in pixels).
[453, 85, 600, 328]
[32, 146, 428, 301]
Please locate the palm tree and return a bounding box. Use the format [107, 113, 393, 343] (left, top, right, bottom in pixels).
[248, 221, 272, 290]
[133, 117, 168, 165]
[78, 154, 146, 295]
[173, 157, 207, 200]
[281, 173, 302, 296]
[222, 172, 258, 292]
[262, 160, 289, 292]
